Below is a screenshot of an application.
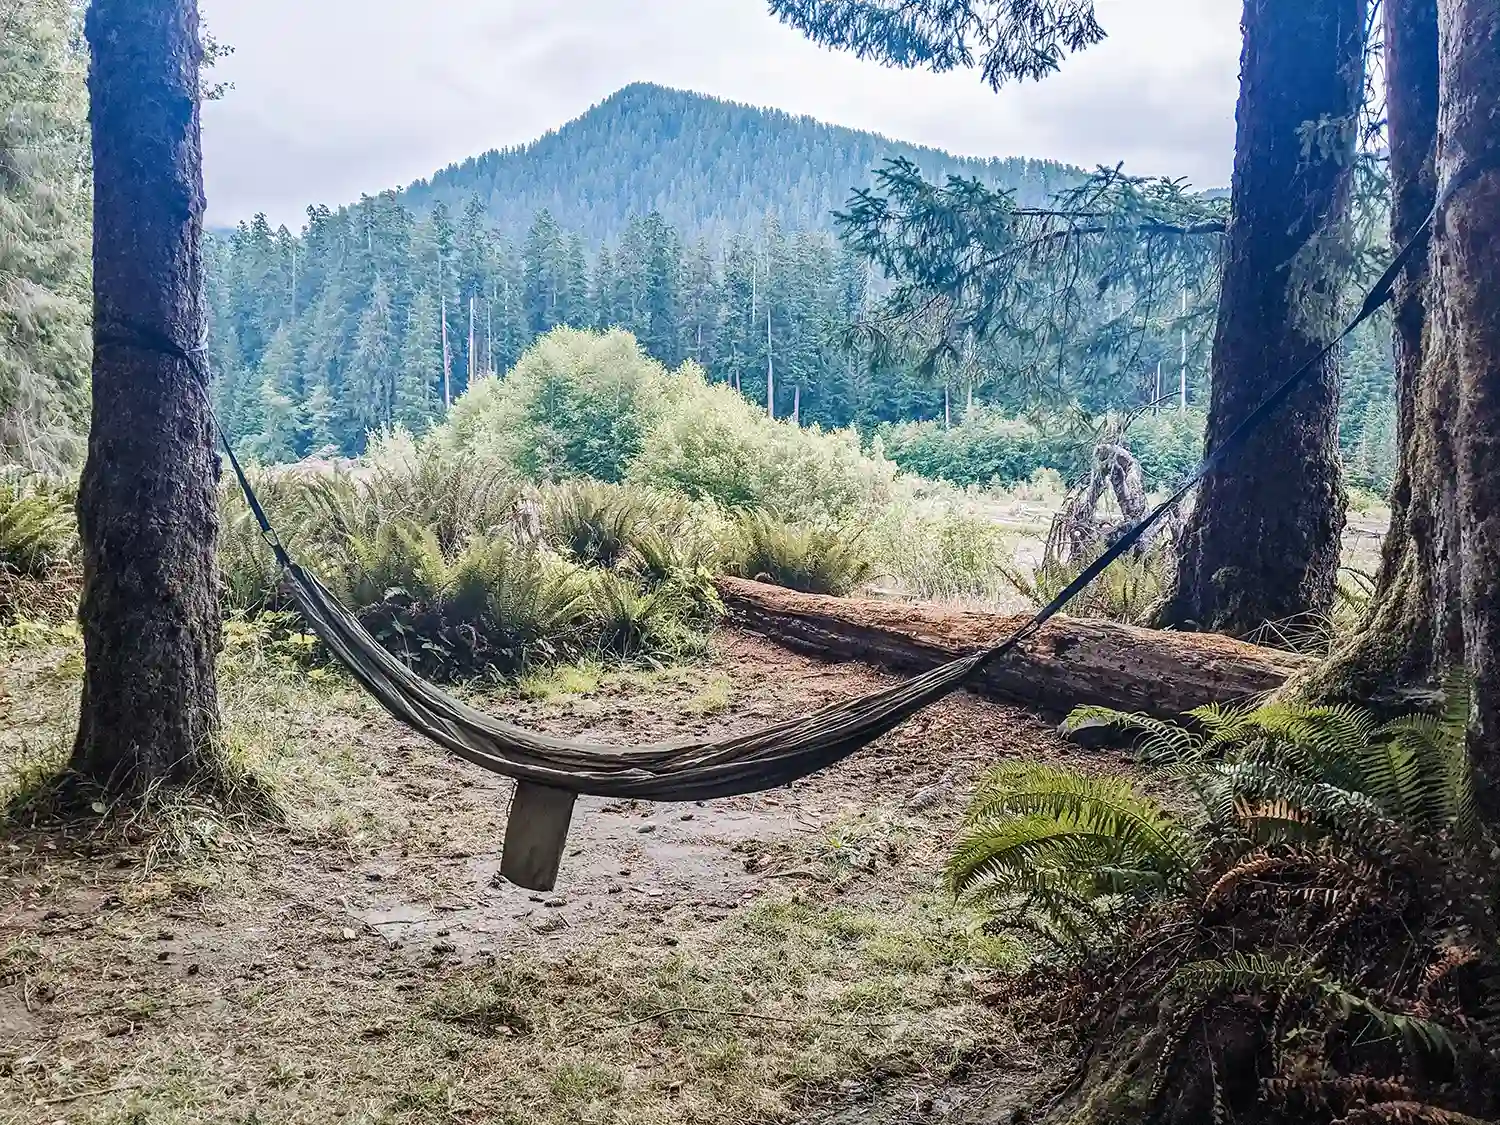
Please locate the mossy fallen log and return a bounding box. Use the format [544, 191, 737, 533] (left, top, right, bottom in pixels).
[716, 577, 1312, 720]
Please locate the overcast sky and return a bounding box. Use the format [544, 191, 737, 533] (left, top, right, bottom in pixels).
[197, 0, 1243, 229]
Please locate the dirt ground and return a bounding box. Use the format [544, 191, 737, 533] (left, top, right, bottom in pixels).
[0, 628, 1093, 1125]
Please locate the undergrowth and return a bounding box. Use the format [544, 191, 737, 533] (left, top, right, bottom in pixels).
[952, 681, 1499, 1124]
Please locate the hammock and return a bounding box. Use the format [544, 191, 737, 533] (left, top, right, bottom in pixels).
[98, 218, 1417, 887]
[288, 559, 995, 802]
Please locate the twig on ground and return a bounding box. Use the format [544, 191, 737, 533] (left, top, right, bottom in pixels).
[568, 1005, 893, 1043]
[42, 1081, 147, 1105]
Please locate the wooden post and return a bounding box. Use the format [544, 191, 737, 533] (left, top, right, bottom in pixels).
[500, 782, 578, 891]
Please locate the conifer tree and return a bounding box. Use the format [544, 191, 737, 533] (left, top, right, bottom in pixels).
[347, 276, 397, 437]
[396, 285, 441, 430]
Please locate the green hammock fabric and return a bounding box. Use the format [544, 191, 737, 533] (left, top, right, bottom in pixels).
[286, 562, 994, 801]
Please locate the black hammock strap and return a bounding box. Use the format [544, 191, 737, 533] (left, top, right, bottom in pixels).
[93, 194, 1434, 800]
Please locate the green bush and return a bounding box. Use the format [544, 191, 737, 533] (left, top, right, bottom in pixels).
[629, 371, 898, 521]
[878, 409, 1206, 492]
[728, 511, 874, 596]
[440, 327, 679, 482]
[437, 329, 899, 522]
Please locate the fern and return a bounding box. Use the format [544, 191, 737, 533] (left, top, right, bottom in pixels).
[0, 472, 74, 578]
[1174, 954, 1457, 1061]
[1066, 695, 1477, 845]
[948, 763, 1199, 957]
[729, 511, 873, 596]
[544, 480, 647, 569]
[1061, 704, 1207, 764]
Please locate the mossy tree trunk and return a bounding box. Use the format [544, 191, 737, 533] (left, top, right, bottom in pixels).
[70, 0, 223, 789]
[1315, 0, 1500, 810]
[1158, 0, 1365, 637]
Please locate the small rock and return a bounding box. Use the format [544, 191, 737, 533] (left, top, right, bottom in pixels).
[186, 963, 201, 976]
[619, 868, 632, 876]
[529, 894, 546, 903]
[638, 824, 657, 835]
[364, 871, 384, 882]
[678, 814, 694, 822]
[432, 942, 457, 955]
[435, 929, 451, 937]
[340, 928, 357, 942]
[606, 883, 623, 895]
[544, 896, 567, 908]
[156, 951, 171, 962]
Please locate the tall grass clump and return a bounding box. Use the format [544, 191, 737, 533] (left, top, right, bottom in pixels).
[863, 482, 1023, 604]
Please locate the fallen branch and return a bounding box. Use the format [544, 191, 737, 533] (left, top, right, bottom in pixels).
[718, 578, 1310, 720]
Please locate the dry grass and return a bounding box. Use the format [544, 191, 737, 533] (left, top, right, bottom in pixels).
[0, 625, 1032, 1125]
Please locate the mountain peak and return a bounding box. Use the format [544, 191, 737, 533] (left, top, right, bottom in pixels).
[400, 84, 1083, 246]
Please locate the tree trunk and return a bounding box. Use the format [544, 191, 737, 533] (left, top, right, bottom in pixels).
[718, 578, 1310, 720]
[71, 0, 222, 789]
[1312, 0, 1500, 809]
[1439, 0, 1500, 807]
[1160, 0, 1365, 636]
[1307, 0, 1447, 707]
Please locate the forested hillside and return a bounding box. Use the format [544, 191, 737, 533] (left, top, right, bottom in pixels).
[400, 82, 1084, 244]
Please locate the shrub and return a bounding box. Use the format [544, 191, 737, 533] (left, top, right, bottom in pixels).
[436, 327, 900, 523]
[439, 328, 678, 482]
[878, 408, 1206, 493]
[728, 511, 874, 596]
[630, 371, 898, 521]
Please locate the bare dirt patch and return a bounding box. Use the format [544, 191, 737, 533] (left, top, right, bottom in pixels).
[1, 629, 1101, 1124]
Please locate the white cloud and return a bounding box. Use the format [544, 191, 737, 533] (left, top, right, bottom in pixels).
[199, 0, 1242, 228]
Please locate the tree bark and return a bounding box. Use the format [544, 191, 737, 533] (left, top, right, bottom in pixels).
[1160, 0, 1365, 636]
[718, 578, 1310, 720]
[1312, 0, 1500, 810]
[71, 0, 222, 789]
[1307, 0, 1447, 707]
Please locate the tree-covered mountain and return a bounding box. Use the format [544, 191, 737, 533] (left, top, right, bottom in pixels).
[399, 82, 1084, 245]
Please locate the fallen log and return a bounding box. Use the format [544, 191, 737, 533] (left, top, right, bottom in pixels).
[716, 577, 1311, 720]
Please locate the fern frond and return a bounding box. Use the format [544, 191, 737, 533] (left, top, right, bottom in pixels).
[960, 763, 1200, 878]
[1061, 705, 1205, 763]
[1335, 1102, 1493, 1125]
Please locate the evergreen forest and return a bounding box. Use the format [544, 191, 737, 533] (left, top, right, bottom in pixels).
[201, 84, 1400, 492]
